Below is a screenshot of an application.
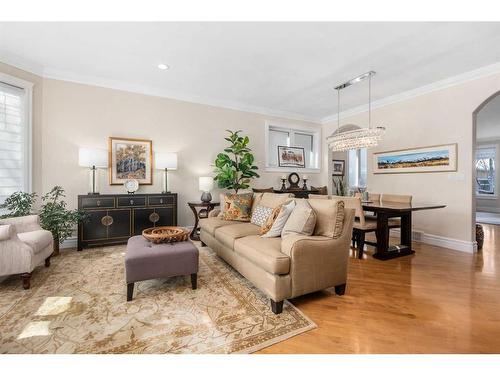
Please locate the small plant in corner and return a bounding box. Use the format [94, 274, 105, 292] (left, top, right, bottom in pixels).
[39, 186, 86, 256]
[0, 191, 37, 218]
[214, 130, 260, 193]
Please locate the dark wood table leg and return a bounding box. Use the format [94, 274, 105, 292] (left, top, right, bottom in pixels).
[401, 212, 413, 251]
[189, 205, 200, 241]
[374, 211, 415, 260]
[373, 212, 390, 260]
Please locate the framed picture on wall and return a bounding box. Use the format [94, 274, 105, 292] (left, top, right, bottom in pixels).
[109, 137, 153, 185]
[332, 159, 345, 176]
[277, 146, 306, 168]
[373, 143, 458, 174]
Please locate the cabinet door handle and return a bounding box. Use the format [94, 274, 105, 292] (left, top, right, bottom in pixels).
[101, 215, 113, 226]
[149, 212, 160, 223]
[160, 198, 163, 204]
[97, 200, 101, 206]
[130, 199, 134, 205]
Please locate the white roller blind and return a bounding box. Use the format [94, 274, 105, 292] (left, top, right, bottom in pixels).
[0, 81, 27, 204]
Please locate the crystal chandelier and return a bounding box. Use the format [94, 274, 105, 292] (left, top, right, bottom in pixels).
[327, 71, 385, 152]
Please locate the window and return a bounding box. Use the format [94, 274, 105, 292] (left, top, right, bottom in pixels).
[476, 146, 496, 196]
[266, 122, 321, 171]
[0, 76, 32, 205]
[347, 148, 367, 188]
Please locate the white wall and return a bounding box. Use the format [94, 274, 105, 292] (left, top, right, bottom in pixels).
[39, 78, 322, 226]
[323, 71, 500, 249]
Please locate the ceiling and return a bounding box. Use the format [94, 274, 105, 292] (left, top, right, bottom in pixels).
[477, 94, 500, 140]
[2, 22, 500, 122]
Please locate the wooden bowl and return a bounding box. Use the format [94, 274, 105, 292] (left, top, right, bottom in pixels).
[142, 226, 189, 244]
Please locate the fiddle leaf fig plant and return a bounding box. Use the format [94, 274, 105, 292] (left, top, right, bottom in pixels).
[0, 191, 37, 218]
[214, 130, 260, 193]
[39, 186, 86, 255]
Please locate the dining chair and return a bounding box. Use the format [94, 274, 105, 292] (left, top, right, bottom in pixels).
[341, 196, 378, 259]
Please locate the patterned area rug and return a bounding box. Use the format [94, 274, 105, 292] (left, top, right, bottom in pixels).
[0, 244, 315, 353]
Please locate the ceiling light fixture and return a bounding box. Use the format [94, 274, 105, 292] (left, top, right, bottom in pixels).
[157, 63, 169, 70]
[326, 71, 385, 152]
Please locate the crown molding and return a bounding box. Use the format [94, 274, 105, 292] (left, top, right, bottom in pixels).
[41, 67, 323, 124]
[320, 61, 500, 124]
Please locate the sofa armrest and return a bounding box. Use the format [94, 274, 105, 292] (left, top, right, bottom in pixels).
[0, 224, 35, 277]
[0, 215, 41, 234]
[0, 224, 16, 241]
[280, 208, 355, 298]
[208, 209, 221, 218]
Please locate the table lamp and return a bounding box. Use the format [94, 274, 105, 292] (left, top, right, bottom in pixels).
[155, 152, 178, 193]
[78, 147, 108, 195]
[199, 176, 214, 203]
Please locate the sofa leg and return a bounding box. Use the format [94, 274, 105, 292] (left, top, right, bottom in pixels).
[200, 241, 207, 247]
[21, 273, 31, 290]
[45, 256, 51, 267]
[334, 283, 346, 295]
[127, 283, 134, 301]
[271, 299, 283, 314]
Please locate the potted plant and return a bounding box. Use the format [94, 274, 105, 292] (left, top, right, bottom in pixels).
[0, 191, 37, 218]
[39, 186, 85, 256]
[214, 130, 260, 193]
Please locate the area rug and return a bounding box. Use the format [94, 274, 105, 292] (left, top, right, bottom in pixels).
[0, 244, 315, 354]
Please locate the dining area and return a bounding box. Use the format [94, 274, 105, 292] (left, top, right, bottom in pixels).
[309, 192, 446, 261]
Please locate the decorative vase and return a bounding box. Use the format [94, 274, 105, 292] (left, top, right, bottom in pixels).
[476, 224, 484, 250]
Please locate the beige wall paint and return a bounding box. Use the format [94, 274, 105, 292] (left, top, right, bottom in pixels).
[323, 72, 500, 245]
[0, 62, 44, 195]
[40, 78, 322, 226]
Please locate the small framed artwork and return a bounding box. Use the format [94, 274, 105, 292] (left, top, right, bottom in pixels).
[278, 146, 305, 168]
[109, 137, 153, 185]
[373, 143, 458, 174]
[332, 160, 345, 176]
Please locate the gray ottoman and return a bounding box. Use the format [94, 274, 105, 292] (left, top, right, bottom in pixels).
[125, 235, 199, 301]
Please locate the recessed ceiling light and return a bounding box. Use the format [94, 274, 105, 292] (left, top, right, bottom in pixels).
[157, 63, 169, 70]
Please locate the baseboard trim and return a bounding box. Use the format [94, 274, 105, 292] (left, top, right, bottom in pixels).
[389, 229, 476, 254]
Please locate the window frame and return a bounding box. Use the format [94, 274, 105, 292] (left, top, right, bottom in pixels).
[0, 72, 33, 196]
[264, 120, 321, 173]
[347, 148, 368, 189]
[475, 143, 498, 199]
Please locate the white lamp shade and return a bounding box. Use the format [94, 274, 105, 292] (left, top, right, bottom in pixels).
[78, 147, 108, 168]
[199, 176, 214, 192]
[155, 152, 178, 170]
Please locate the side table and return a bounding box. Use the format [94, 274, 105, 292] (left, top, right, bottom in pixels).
[188, 201, 220, 241]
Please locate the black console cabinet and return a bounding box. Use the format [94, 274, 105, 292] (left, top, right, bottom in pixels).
[77, 193, 177, 250]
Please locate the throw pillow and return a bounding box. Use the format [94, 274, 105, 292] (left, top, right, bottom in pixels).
[221, 193, 253, 222]
[282, 199, 316, 237]
[261, 200, 296, 237]
[308, 198, 345, 238]
[250, 204, 273, 226]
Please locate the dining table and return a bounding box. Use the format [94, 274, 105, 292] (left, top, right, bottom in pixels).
[361, 201, 446, 260]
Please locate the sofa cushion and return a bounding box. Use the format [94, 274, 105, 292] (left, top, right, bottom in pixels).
[200, 217, 244, 236]
[281, 199, 316, 238]
[234, 235, 290, 275]
[221, 193, 253, 222]
[214, 223, 261, 249]
[17, 229, 52, 254]
[308, 198, 345, 239]
[259, 192, 292, 209]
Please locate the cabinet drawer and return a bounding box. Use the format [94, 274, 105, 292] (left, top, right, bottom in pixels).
[148, 195, 175, 206]
[80, 197, 115, 209]
[117, 196, 146, 207]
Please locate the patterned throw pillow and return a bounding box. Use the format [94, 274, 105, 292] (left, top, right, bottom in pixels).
[261, 200, 296, 237]
[221, 193, 253, 222]
[250, 205, 273, 226]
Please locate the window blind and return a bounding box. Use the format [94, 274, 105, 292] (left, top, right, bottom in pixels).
[0, 81, 26, 204]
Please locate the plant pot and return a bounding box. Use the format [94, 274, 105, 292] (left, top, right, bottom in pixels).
[53, 238, 60, 257]
[476, 224, 484, 250]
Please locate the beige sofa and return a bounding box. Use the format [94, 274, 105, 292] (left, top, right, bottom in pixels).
[0, 215, 54, 289]
[199, 193, 355, 314]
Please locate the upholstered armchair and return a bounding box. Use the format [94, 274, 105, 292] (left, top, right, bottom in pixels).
[0, 215, 54, 289]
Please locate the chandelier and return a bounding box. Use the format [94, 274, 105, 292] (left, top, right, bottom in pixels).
[326, 71, 385, 152]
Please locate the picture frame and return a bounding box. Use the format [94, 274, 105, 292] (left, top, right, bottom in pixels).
[277, 146, 305, 168]
[373, 143, 458, 174]
[332, 159, 345, 176]
[109, 137, 153, 185]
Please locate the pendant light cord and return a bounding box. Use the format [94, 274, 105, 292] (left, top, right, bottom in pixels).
[368, 73, 372, 130]
[337, 88, 341, 131]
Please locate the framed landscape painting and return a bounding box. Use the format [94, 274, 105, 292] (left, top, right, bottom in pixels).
[373, 143, 457, 174]
[109, 137, 153, 185]
[278, 146, 306, 168]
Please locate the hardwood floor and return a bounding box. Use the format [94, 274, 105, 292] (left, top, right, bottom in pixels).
[259, 224, 500, 354]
